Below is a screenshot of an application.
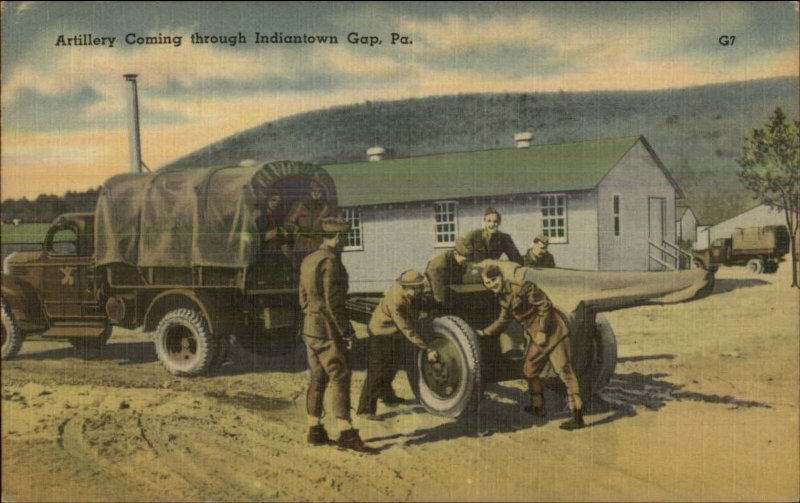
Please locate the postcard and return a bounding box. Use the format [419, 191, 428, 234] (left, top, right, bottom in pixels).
[2, 2, 798, 501]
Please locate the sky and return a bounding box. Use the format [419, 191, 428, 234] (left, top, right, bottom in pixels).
[1, 1, 798, 200]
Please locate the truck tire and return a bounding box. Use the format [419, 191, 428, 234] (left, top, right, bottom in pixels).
[154, 308, 217, 377]
[746, 258, 765, 274]
[414, 316, 482, 418]
[1, 298, 24, 360]
[764, 261, 779, 274]
[69, 323, 112, 356]
[583, 314, 618, 399]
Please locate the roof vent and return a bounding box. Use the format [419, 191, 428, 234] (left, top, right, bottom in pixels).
[514, 132, 534, 149]
[367, 146, 385, 162]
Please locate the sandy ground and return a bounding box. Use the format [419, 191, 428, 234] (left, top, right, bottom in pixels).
[2, 265, 798, 502]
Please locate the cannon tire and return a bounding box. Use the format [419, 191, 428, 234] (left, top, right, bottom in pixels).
[414, 316, 482, 418]
[587, 314, 618, 395]
[1, 298, 24, 360]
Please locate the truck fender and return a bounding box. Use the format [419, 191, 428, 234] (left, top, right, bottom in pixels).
[142, 289, 235, 335]
[0, 274, 48, 331]
[142, 289, 213, 332]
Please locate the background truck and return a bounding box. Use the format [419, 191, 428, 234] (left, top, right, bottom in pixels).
[692, 225, 790, 273]
[1, 161, 335, 375]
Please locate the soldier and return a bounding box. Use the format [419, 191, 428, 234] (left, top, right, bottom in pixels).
[476, 264, 585, 430]
[523, 234, 555, 268]
[286, 179, 332, 266]
[357, 270, 439, 419]
[424, 237, 473, 307]
[463, 208, 523, 264]
[299, 217, 376, 452]
[259, 194, 291, 261]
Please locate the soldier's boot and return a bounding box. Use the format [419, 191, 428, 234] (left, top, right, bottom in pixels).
[559, 408, 586, 431]
[523, 394, 547, 418]
[337, 429, 378, 454]
[307, 424, 332, 446]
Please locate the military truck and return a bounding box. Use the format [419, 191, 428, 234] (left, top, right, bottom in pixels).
[347, 261, 715, 418]
[1, 161, 335, 375]
[692, 226, 790, 273]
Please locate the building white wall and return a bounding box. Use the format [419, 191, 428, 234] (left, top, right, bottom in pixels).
[677, 208, 698, 244]
[704, 204, 787, 247]
[342, 191, 599, 292]
[597, 141, 678, 271]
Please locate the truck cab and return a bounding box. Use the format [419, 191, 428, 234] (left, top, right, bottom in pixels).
[2, 213, 107, 358]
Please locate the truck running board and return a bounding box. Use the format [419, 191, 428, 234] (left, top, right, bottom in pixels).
[41, 325, 106, 338]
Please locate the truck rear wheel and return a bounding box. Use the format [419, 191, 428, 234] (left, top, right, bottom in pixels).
[414, 316, 483, 418]
[747, 258, 765, 274]
[154, 308, 217, 377]
[1, 299, 24, 360]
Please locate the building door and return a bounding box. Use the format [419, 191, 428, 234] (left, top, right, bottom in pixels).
[648, 197, 666, 270]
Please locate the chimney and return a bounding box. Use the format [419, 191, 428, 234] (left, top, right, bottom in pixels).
[366, 146, 385, 162]
[514, 132, 534, 149]
[124, 74, 143, 174]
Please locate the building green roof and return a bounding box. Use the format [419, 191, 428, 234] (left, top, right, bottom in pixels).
[324, 135, 681, 207]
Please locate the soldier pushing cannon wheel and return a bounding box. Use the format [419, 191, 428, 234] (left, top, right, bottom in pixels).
[347, 260, 715, 418]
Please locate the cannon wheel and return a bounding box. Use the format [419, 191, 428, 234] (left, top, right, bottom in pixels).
[410, 316, 483, 418]
[582, 314, 618, 399]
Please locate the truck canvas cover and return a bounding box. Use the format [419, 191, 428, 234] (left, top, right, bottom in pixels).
[95, 161, 336, 268]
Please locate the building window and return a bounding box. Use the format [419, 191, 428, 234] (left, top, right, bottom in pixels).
[613, 195, 621, 237]
[340, 207, 362, 251]
[434, 201, 457, 247]
[541, 194, 567, 243]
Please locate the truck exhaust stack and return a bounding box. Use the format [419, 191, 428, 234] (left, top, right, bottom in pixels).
[124, 74, 143, 174]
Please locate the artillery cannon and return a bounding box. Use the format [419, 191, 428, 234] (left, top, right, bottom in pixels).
[347, 261, 715, 418]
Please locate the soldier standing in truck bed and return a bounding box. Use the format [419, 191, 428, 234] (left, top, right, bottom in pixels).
[476, 264, 585, 430]
[357, 270, 439, 419]
[523, 234, 556, 268]
[286, 178, 332, 267]
[462, 207, 523, 264]
[299, 217, 376, 452]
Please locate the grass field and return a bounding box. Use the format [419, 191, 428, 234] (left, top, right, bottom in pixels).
[0, 223, 50, 244]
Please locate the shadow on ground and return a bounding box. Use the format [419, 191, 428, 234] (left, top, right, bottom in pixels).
[367, 365, 773, 448]
[712, 278, 769, 294]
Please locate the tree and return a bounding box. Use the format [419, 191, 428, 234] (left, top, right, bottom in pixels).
[737, 107, 800, 288]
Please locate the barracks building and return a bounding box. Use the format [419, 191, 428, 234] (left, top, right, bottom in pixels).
[324, 135, 686, 292]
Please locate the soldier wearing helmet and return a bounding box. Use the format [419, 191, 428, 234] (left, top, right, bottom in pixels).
[357, 269, 439, 419]
[300, 217, 376, 452]
[424, 236, 473, 307]
[524, 233, 556, 268]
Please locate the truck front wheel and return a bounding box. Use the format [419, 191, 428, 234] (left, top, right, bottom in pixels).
[154, 308, 217, 377]
[1, 298, 24, 360]
[747, 258, 765, 274]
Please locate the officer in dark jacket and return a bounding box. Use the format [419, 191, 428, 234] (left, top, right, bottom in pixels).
[299, 217, 375, 452]
[523, 234, 556, 268]
[463, 208, 523, 264]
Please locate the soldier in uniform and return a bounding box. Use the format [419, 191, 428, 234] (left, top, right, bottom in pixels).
[286, 179, 332, 267]
[463, 208, 523, 264]
[259, 194, 291, 261]
[523, 234, 556, 268]
[357, 270, 440, 419]
[476, 264, 585, 430]
[299, 217, 376, 452]
[424, 237, 473, 307]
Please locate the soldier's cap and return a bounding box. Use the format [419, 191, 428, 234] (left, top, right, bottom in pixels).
[534, 233, 550, 245]
[397, 269, 426, 287]
[454, 236, 473, 257]
[320, 217, 351, 234]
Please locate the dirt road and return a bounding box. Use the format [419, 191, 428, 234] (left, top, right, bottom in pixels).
[2, 265, 798, 501]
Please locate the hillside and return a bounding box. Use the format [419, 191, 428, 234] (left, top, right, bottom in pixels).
[167, 77, 799, 224]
